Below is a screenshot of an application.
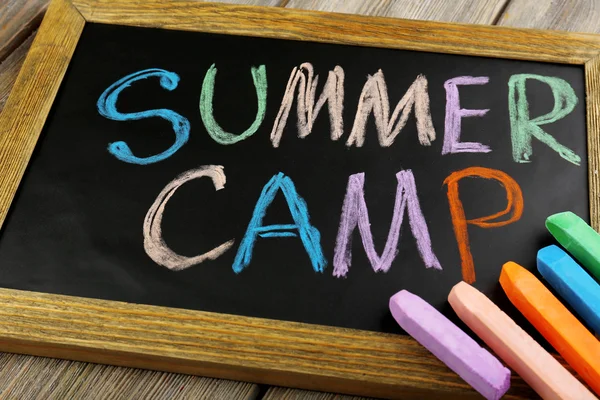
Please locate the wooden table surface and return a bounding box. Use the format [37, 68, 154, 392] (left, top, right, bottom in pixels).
[1, 0, 599, 398]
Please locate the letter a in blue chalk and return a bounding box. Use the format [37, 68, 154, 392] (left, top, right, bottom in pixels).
[538, 245, 600, 333]
[97, 68, 190, 165]
[232, 173, 326, 274]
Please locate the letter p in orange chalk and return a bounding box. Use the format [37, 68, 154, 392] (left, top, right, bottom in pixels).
[444, 167, 523, 284]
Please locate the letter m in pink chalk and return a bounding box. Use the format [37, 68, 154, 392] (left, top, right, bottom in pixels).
[333, 171, 442, 277]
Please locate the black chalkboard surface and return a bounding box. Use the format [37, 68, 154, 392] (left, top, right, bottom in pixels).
[0, 22, 589, 344]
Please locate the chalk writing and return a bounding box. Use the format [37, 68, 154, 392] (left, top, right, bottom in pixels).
[143, 165, 234, 271]
[271, 63, 344, 147]
[200, 64, 268, 145]
[444, 167, 523, 283]
[95, 65, 579, 282]
[346, 72, 436, 147]
[232, 172, 326, 274]
[508, 74, 580, 165]
[97, 68, 190, 164]
[333, 170, 441, 278]
[442, 76, 491, 154]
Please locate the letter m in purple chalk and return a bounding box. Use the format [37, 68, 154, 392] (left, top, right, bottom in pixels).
[333, 171, 441, 277]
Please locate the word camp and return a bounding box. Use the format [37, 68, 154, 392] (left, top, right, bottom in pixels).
[97, 63, 580, 284]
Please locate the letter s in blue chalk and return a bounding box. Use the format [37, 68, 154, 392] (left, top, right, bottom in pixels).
[97, 69, 190, 165]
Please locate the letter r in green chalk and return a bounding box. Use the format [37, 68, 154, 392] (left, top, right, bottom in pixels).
[508, 74, 580, 166]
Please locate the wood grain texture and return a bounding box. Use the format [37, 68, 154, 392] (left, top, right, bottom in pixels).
[214, 0, 281, 5]
[262, 386, 372, 400]
[0, 353, 260, 399]
[0, 0, 48, 62]
[498, 0, 600, 33]
[585, 56, 600, 232]
[0, 0, 84, 229]
[0, 32, 35, 113]
[0, 287, 540, 399]
[71, 0, 600, 64]
[285, 0, 509, 24]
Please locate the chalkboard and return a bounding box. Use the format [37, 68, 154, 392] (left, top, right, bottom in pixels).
[0, 21, 589, 338]
[1, 1, 599, 398]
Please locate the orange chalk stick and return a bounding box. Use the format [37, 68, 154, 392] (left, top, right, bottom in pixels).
[500, 261, 600, 396]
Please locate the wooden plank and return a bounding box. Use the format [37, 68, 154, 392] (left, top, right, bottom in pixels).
[284, 0, 509, 24]
[71, 0, 600, 65]
[0, 33, 36, 113]
[0, 0, 48, 63]
[0, 353, 259, 399]
[497, 0, 600, 33]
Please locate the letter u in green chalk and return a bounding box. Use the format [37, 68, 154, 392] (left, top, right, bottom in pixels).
[199, 64, 267, 145]
[508, 74, 580, 165]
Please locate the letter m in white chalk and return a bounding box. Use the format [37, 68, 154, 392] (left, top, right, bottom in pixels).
[270, 62, 344, 147]
[347, 71, 436, 148]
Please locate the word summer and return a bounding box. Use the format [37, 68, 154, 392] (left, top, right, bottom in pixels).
[97, 63, 581, 284]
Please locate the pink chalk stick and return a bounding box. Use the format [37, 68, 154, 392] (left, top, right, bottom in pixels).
[449, 282, 596, 400]
[389, 290, 510, 400]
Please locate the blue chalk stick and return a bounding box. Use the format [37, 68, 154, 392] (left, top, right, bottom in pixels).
[537, 245, 600, 333]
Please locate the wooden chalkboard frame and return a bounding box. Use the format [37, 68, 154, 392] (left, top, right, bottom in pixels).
[0, 0, 599, 398]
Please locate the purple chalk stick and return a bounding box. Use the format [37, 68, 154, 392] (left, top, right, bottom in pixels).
[389, 290, 510, 400]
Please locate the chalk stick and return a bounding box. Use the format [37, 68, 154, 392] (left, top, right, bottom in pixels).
[449, 281, 596, 400]
[546, 211, 600, 281]
[389, 290, 510, 400]
[538, 245, 600, 333]
[500, 261, 600, 396]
